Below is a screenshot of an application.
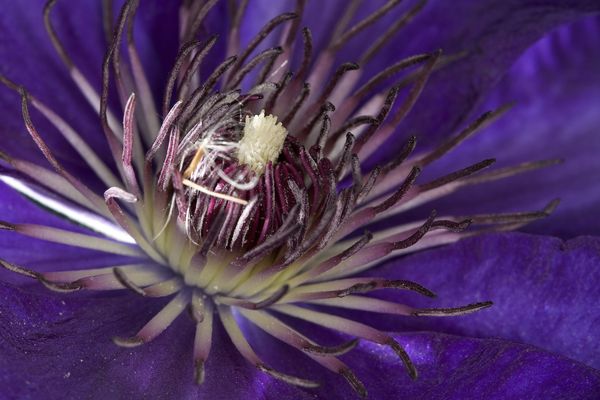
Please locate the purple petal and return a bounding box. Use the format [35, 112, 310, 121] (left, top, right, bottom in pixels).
[412, 16, 600, 238]
[3, 281, 599, 399]
[355, 232, 600, 370]
[243, 315, 600, 399]
[377, 0, 600, 149]
[0, 282, 313, 400]
[332, 332, 600, 399]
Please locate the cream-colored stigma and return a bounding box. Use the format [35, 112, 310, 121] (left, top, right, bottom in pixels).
[237, 110, 287, 174]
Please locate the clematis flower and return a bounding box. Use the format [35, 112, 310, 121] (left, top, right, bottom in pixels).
[1, 0, 600, 398]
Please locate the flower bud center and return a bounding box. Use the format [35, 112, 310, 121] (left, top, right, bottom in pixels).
[237, 110, 287, 174]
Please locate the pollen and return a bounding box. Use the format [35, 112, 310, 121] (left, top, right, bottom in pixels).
[237, 110, 287, 174]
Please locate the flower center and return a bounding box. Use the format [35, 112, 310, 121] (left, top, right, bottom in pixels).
[238, 110, 288, 174]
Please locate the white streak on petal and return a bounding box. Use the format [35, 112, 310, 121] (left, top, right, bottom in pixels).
[0, 176, 135, 244]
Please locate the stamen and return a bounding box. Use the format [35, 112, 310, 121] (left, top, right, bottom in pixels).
[419, 159, 496, 191]
[312, 62, 360, 112]
[356, 167, 381, 202]
[303, 339, 360, 356]
[240, 309, 363, 394]
[0, 258, 39, 279]
[335, 133, 356, 179]
[351, 86, 400, 153]
[466, 199, 560, 225]
[282, 82, 310, 125]
[217, 285, 290, 310]
[309, 296, 415, 316]
[182, 0, 220, 43]
[257, 365, 320, 389]
[419, 105, 513, 166]
[357, 51, 441, 158]
[0, 75, 120, 188]
[329, 0, 403, 52]
[231, 204, 301, 269]
[329, 0, 361, 44]
[193, 297, 213, 385]
[321, 211, 437, 279]
[180, 56, 238, 125]
[412, 301, 493, 316]
[294, 28, 313, 82]
[126, 15, 161, 142]
[335, 166, 420, 240]
[461, 159, 563, 185]
[386, 338, 418, 380]
[281, 0, 306, 50]
[285, 277, 435, 302]
[104, 187, 165, 261]
[226, 0, 248, 57]
[340, 368, 368, 399]
[44, 0, 121, 133]
[178, 36, 219, 100]
[301, 102, 335, 139]
[218, 306, 319, 388]
[274, 304, 417, 379]
[290, 231, 373, 284]
[163, 40, 204, 117]
[336, 279, 436, 298]
[226, 47, 283, 90]
[157, 126, 180, 190]
[38, 277, 84, 292]
[146, 101, 184, 163]
[19, 87, 111, 218]
[359, 0, 428, 64]
[113, 291, 191, 347]
[353, 54, 431, 101]
[265, 72, 293, 113]
[122, 93, 141, 196]
[228, 13, 297, 79]
[112, 267, 147, 296]
[380, 135, 418, 175]
[2, 221, 142, 257]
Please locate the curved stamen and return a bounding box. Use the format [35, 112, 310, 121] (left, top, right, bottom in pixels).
[192, 295, 213, 385]
[412, 301, 493, 317]
[18, 88, 111, 217]
[359, 0, 428, 65]
[0, 75, 120, 189]
[274, 304, 418, 380]
[240, 309, 364, 395]
[420, 105, 514, 166]
[219, 306, 320, 389]
[217, 285, 290, 310]
[329, 0, 403, 52]
[226, 47, 284, 90]
[163, 39, 205, 117]
[228, 13, 298, 81]
[113, 290, 191, 347]
[44, 0, 121, 133]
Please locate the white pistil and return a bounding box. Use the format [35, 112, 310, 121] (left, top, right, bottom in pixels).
[237, 110, 287, 174]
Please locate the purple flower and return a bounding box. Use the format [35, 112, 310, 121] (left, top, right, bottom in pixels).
[1, 1, 600, 399]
